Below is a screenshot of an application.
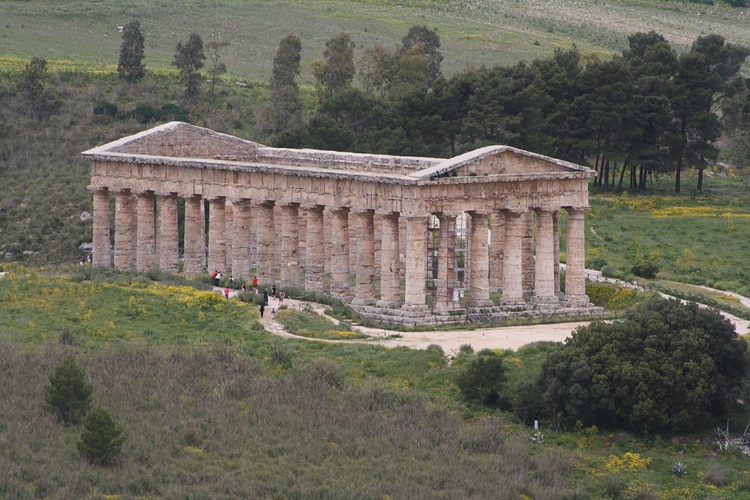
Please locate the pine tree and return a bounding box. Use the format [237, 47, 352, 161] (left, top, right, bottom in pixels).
[77, 406, 126, 466]
[172, 33, 206, 98]
[117, 20, 145, 83]
[43, 357, 93, 424]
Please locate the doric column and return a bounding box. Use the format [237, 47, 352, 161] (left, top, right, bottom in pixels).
[225, 201, 234, 273]
[183, 195, 204, 278]
[136, 191, 155, 272]
[502, 210, 525, 305]
[280, 203, 300, 289]
[157, 193, 179, 274]
[403, 215, 429, 311]
[330, 207, 350, 298]
[521, 210, 534, 292]
[253, 201, 275, 284]
[304, 205, 325, 294]
[207, 197, 226, 275]
[231, 199, 251, 281]
[533, 209, 559, 304]
[377, 211, 401, 308]
[490, 211, 505, 290]
[468, 211, 493, 307]
[114, 190, 134, 270]
[553, 211, 561, 295]
[352, 209, 376, 305]
[435, 213, 457, 311]
[92, 188, 111, 268]
[564, 207, 590, 307]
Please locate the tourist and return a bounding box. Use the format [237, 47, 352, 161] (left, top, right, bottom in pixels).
[260, 303, 265, 318]
[271, 308, 276, 320]
[224, 287, 230, 300]
[211, 270, 219, 286]
[216, 271, 223, 286]
[271, 284, 277, 298]
[229, 275, 234, 290]
[252, 275, 258, 294]
[241, 283, 247, 293]
[279, 290, 285, 305]
[263, 288, 269, 306]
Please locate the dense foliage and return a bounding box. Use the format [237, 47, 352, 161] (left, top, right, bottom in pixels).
[455, 349, 509, 408]
[43, 357, 94, 424]
[77, 406, 126, 466]
[516, 297, 748, 433]
[281, 31, 749, 194]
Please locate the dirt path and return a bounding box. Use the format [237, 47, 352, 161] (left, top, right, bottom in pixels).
[236, 285, 750, 354]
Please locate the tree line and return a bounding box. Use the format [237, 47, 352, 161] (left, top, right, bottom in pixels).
[68, 21, 750, 194]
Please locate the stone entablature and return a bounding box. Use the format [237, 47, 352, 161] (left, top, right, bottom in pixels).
[84, 122, 602, 325]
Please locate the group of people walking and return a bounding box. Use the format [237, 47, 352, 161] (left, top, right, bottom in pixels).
[209, 271, 283, 321]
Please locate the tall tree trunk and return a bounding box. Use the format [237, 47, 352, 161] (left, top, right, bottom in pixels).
[602, 157, 610, 191]
[618, 160, 628, 190]
[675, 157, 682, 194]
[697, 167, 704, 191]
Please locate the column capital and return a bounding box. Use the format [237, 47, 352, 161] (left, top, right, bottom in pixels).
[376, 209, 400, 218]
[205, 195, 227, 202]
[302, 203, 325, 212]
[466, 209, 492, 216]
[155, 191, 178, 199]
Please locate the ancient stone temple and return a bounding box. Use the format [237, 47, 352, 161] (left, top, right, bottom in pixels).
[83, 122, 602, 325]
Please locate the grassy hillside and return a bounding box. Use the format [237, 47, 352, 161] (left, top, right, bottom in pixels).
[2, 0, 750, 83]
[2, 268, 750, 498]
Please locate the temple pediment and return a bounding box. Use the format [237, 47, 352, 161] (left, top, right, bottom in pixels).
[411, 145, 593, 180]
[85, 121, 264, 161]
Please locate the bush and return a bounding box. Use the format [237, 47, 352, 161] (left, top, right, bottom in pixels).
[77, 406, 126, 466]
[455, 350, 509, 408]
[43, 357, 94, 424]
[631, 261, 658, 278]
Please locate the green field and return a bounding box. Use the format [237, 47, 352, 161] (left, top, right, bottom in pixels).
[2, 269, 750, 498]
[2, 0, 750, 82]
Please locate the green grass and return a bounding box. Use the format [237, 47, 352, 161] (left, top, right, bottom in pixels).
[3, 268, 750, 497]
[586, 171, 750, 298]
[2, 0, 750, 84]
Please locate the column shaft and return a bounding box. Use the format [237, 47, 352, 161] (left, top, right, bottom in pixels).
[280, 203, 300, 289]
[304, 206, 325, 294]
[403, 216, 429, 310]
[207, 198, 226, 275]
[533, 209, 559, 304]
[521, 210, 534, 292]
[435, 214, 457, 310]
[158, 194, 179, 273]
[377, 212, 401, 307]
[330, 207, 350, 298]
[565, 208, 590, 307]
[253, 201, 275, 284]
[469, 212, 493, 307]
[232, 200, 251, 281]
[490, 211, 505, 290]
[183, 195, 204, 278]
[136, 192, 155, 272]
[553, 212, 561, 294]
[92, 188, 111, 267]
[502, 211, 525, 305]
[225, 201, 234, 273]
[114, 190, 133, 270]
[353, 210, 375, 305]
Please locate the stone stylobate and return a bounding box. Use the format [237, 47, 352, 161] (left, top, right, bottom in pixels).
[83, 122, 602, 325]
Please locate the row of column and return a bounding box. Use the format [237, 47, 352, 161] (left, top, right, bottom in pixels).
[91, 187, 588, 310]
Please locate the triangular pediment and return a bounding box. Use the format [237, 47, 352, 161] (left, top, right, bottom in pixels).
[83, 122, 264, 161]
[410, 145, 593, 180]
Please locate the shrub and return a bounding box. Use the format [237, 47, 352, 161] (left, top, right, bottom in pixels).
[630, 261, 658, 279]
[455, 350, 508, 408]
[77, 406, 126, 466]
[43, 357, 94, 424]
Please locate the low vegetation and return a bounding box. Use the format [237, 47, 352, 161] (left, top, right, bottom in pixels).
[2, 268, 750, 497]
